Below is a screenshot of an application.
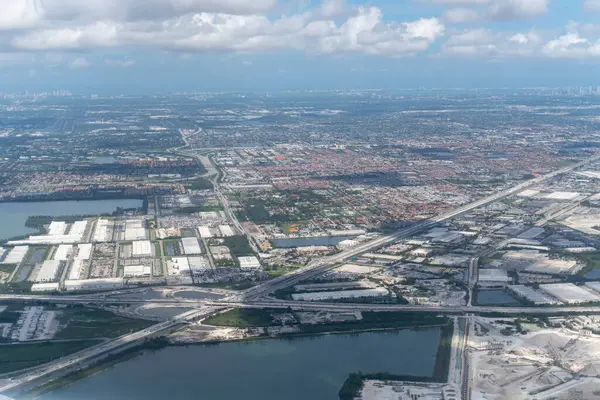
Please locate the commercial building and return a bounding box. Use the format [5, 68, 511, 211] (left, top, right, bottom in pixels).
[181, 237, 202, 255]
[238, 256, 261, 269]
[539, 283, 600, 304]
[132, 240, 153, 257]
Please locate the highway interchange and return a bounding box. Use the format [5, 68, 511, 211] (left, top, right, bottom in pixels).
[2, 153, 600, 398]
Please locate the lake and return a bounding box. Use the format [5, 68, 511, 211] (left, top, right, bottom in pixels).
[42, 329, 442, 400]
[0, 199, 143, 241]
[272, 235, 357, 248]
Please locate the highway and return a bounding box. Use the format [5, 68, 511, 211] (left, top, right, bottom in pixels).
[237, 152, 600, 301]
[0, 306, 219, 394]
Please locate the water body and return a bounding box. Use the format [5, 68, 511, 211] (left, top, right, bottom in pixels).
[43, 329, 442, 400]
[476, 290, 521, 306]
[173, 290, 224, 300]
[0, 199, 143, 241]
[273, 235, 356, 248]
[584, 269, 600, 279]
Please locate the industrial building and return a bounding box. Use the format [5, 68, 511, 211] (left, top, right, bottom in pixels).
[31, 260, 62, 283]
[292, 287, 388, 301]
[0, 247, 6, 262]
[93, 219, 113, 242]
[123, 265, 152, 278]
[31, 282, 60, 292]
[585, 281, 600, 294]
[8, 220, 88, 245]
[508, 285, 560, 305]
[48, 221, 67, 236]
[52, 245, 73, 261]
[197, 226, 213, 238]
[181, 237, 202, 255]
[4, 246, 28, 264]
[131, 240, 153, 257]
[68, 258, 87, 280]
[539, 283, 600, 304]
[64, 278, 125, 292]
[75, 243, 92, 260]
[167, 257, 190, 275]
[238, 256, 261, 269]
[478, 269, 512, 287]
[218, 225, 235, 237]
[188, 256, 210, 272]
[125, 219, 146, 241]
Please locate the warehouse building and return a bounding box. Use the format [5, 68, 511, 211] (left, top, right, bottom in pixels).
[64, 278, 124, 292]
[75, 243, 92, 260]
[53, 245, 73, 261]
[68, 258, 86, 280]
[125, 219, 147, 241]
[32, 260, 62, 283]
[93, 219, 113, 242]
[197, 226, 213, 238]
[508, 285, 560, 305]
[123, 265, 152, 278]
[181, 237, 202, 255]
[539, 283, 600, 304]
[478, 269, 512, 288]
[4, 246, 28, 264]
[31, 283, 60, 292]
[188, 256, 210, 273]
[219, 225, 235, 237]
[132, 240, 153, 257]
[48, 221, 67, 236]
[167, 257, 190, 275]
[238, 256, 261, 270]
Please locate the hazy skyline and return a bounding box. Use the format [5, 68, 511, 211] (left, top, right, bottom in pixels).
[1, 0, 599, 93]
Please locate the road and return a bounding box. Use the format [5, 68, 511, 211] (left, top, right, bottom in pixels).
[0, 307, 220, 394]
[238, 152, 600, 301]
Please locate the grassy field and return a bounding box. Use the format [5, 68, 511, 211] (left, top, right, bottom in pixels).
[0, 340, 101, 374]
[54, 309, 154, 340]
[203, 308, 276, 328]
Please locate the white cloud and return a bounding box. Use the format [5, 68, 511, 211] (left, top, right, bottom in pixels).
[442, 8, 480, 24]
[585, 0, 600, 12]
[105, 58, 136, 67]
[419, 0, 490, 4]
[442, 26, 600, 59]
[487, 0, 549, 21]
[6, 6, 444, 57]
[70, 57, 90, 69]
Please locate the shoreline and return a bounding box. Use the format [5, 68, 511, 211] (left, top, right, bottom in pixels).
[16, 323, 453, 399]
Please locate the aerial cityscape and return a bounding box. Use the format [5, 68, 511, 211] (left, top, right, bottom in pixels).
[2, 0, 600, 400]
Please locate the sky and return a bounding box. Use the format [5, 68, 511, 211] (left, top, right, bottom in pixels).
[0, 0, 599, 93]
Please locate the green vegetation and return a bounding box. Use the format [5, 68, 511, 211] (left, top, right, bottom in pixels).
[0, 340, 101, 374]
[203, 308, 276, 328]
[0, 264, 16, 274]
[264, 264, 298, 278]
[55, 309, 154, 340]
[339, 373, 364, 400]
[339, 371, 445, 400]
[223, 235, 254, 256]
[154, 242, 162, 257]
[184, 177, 214, 190]
[575, 251, 600, 277]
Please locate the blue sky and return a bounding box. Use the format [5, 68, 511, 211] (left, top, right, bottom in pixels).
[0, 0, 599, 93]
